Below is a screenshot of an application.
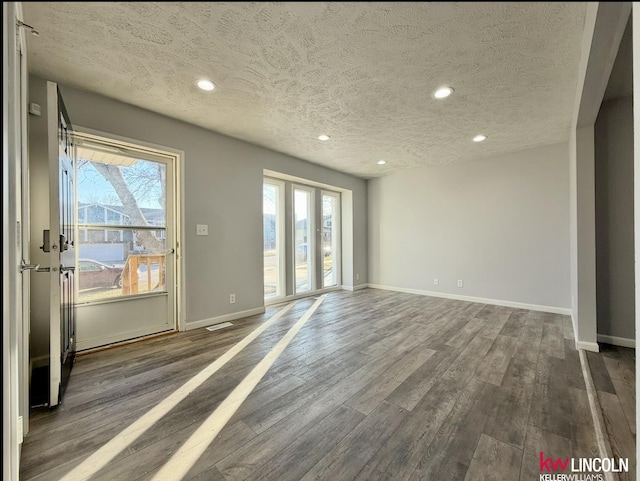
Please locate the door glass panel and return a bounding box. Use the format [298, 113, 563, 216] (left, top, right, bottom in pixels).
[322, 193, 339, 287]
[263, 182, 282, 299]
[76, 152, 167, 303]
[294, 189, 312, 293]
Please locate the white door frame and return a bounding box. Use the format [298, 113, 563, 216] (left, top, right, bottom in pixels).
[4, 2, 29, 480]
[71, 126, 185, 337]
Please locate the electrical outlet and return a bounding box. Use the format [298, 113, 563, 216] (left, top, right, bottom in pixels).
[196, 224, 208, 236]
[356, 273, 360, 281]
[457, 280, 463, 288]
[433, 278, 439, 286]
[229, 294, 236, 304]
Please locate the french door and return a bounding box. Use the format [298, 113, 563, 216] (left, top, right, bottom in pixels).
[294, 186, 314, 294]
[263, 178, 341, 300]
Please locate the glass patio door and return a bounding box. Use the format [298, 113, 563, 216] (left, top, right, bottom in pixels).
[294, 187, 314, 294]
[322, 192, 340, 288]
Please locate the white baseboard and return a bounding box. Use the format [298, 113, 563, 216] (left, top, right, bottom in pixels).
[597, 334, 636, 348]
[576, 340, 600, 352]
[569, 312, 600, 352]
[367, 284, 571, 315]
[186, 307, 266, 331]
[264, 286, 342, 306]
[342, 284, 369, 292]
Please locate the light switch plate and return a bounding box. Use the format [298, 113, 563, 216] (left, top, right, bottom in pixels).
[196, 224, 208, 236]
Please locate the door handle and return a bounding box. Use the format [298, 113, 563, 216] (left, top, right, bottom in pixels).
[20, 260, 39, 272]
[20, 260, 50, 273]
[166, 248, 175, 254]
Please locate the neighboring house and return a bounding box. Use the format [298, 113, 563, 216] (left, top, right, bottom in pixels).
[78, 202, 164, 262]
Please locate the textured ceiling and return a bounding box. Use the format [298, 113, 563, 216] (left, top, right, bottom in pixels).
[24, 2, 587, 178]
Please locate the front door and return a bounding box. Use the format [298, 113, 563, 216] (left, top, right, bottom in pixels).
[73, 132, 176, 350]
[46, 83, 76, 407]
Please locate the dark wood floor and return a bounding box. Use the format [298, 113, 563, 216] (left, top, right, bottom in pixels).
[590, 344, 636, 481]
[19, 289, 634, 480]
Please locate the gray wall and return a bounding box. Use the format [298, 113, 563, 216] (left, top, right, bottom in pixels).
[29, 76, 367, 357]
[28, 77, 54, 363]
[368, 142, 571, 309]
[595, 95, 635, 340]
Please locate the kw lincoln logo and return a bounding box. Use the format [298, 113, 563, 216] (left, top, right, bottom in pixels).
[538, 452, 629, 481]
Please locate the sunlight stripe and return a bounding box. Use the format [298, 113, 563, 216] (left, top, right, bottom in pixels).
[59, 302, 296, 481]
[151, 295, 326, 481]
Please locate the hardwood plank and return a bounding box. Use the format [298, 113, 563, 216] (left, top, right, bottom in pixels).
[385, 347, 460, 411]
[586, 350, 616, 394]
[298, 401, 407, 481]
[91, 420, 256, 481]
[346, 344, 435, 415]
[239, 354, 375, 434]
[540, 323, 565, 359]
[463, 434, 522, 481]
[597, 391, 636, 481]
[562, 315, 575, 340]
[528, 354, 572, 440]
[519, 425, 572, 481]
[405, 377, 488, 481]
[445, 318, 485, 349]
[441, 335, 494, 387]
[479, 330, 541, 450]
[564, 339, 586, 390]
[352, 378, 463, 480]
[602, 347, 636, 435]
[499, 309, 527, 338]
[475, 305, 512, 340]
[216, 365, 379, 480]
[185, 465, 227, 481]
[243, 405, 365, 481]
[567, 387, 599, 460]
[20, 290, 612, 481]
[474, 335, 518, 386]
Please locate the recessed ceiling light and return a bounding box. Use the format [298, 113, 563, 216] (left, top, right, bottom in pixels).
[377, 160, 386, 165]
[473, 134, 487, 142]
[318, 134, 331, 141]
[196, 79, 216, 91]
[432, 86, 454, 99]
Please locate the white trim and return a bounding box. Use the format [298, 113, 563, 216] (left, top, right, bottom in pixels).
[342, 284, 369, 292]
[263, 178, 285, 300]
[71, 126, 185, 335]
[265, 285, 342, 306]
[76, 326, 174, 352]
[263, 169, 351, 194]
[320, 189, 341, 289]
[368, 284, 571, 315]
[576, 340, 600, 352]
[571, 312, 601, 352]
[596, 334, 636, 348]
[578, 349, 616, 481]
[292, 183, 315, 294]
[2, 2, 14, 472]
[185, 307, 266, 331]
